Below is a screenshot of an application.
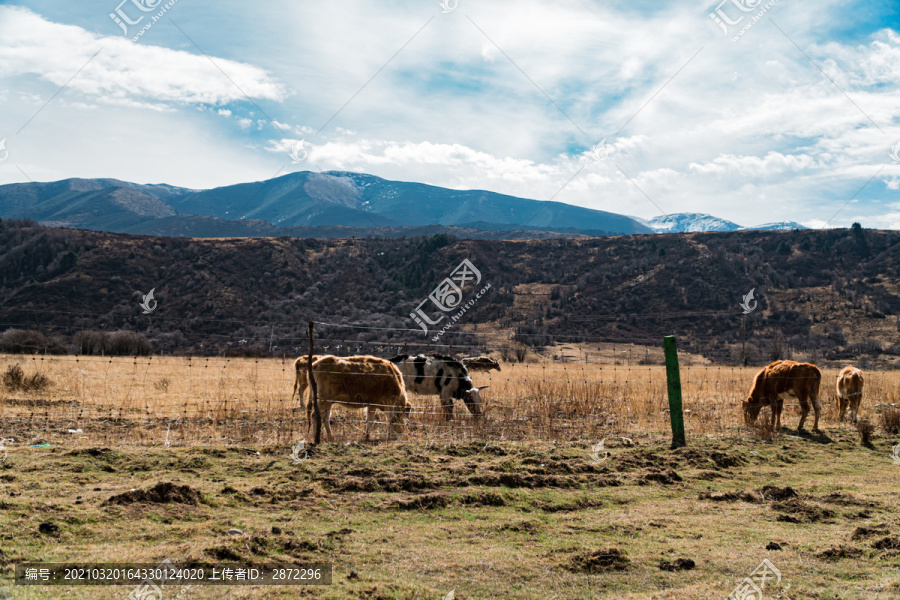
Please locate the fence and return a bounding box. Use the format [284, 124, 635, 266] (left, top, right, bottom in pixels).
[2, 335, 898, 448]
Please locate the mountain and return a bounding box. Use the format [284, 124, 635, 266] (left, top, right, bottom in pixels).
[0, 172, 653, 238]
[741, 221, 808, 231]
[0, 175, 814, 239]
[1, 220, 899, 366]
[645, 213, 741, 233]
[641, 213, 809, 233]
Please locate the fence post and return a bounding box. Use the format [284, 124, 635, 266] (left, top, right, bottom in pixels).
[307, 321, 322, 445]
[663, 335, 686, 448]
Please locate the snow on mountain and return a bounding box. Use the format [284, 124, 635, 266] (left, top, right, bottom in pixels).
[741, 221, 808, 231]
[646, 213, 741, 233]
[644, 213, 809, 233]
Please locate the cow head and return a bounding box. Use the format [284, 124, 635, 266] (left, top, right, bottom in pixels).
[464, 385, 488, 417]
[743, 397, 762, 425]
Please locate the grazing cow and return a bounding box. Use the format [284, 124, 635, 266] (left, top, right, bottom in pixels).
[836, 366, 864, 425]
[743, 360, 822, 432]
[461, 356, 502, 373]
[390, 354, 487, 420]
[295, 355, 409, 440]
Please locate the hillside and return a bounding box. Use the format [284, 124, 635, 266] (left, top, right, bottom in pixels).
[1, 220, 899, 365]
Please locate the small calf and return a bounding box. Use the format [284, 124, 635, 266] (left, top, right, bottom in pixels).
[836, 366, 864, 425]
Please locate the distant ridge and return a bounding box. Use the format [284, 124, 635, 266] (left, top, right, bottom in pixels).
[0, 173, 806, 239]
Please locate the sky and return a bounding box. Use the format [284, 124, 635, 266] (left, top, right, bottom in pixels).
[0, 0, 899, 228]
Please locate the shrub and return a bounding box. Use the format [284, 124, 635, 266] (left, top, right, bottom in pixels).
[880, 408, 900, 435]
[0, 329, 66, 354]
[2, 364, 52, 392]
[107, 331, 153, 356]
[74, 330, 153, 356]
[857, 419, 875, 446]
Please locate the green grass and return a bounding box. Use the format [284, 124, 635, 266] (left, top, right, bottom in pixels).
[0, 429, 899, 599]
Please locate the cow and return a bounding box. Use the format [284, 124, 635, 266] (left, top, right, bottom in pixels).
[461, 356, 501, 372]
[390, 353, 487, 421]
[743, 360, 822, 432]
[294, 355, 410, 441]
[836, 366, 864, 425]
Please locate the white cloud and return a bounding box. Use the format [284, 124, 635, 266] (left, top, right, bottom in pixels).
[0, 6, 285, 109]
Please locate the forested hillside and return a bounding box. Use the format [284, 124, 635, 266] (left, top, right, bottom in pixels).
[1, 219, 899, 366]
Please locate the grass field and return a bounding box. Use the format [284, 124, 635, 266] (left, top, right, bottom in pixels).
[1, 355, 899, 599]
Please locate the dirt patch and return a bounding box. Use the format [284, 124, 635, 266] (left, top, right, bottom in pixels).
[567, 548, 630, 572]
[694, 470, 728, 480]
[872, 537, 900, 550]
[772, 499, 835, 523]
[388, 490, 505, 510]
[669, 448, 746, 470]
[103, 482, 203, 506]
[325, 528, 354, 538]
[460, 491, 506, 506]
[498, 520, 542, 534]
[533, 496, 603, 512]
[698, 491, 757, 503]
[388, 492, 452, 511]
[639, 469, 682, 485]
[38, 522, 59, 535]
[658, 558, 695, 571]
[755, 486, 797, 501]
[851, 525, 890, 540]
[817, 546, 863, 560]
[818, 491, 876, 508]
[66, 448, 119, 459]
[467, 472, 594, 489]
[205, 545, 243, 561]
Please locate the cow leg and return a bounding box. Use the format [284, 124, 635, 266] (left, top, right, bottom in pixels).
[797, 395, 809, 431]
[771, 397, 782, 430]
[440, 389, 454, 422]
[837, 395, 847, 422]
[811, 392, 821, 432]
[321, 404, 333, 441]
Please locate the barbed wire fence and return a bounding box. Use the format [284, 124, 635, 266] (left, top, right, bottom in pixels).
[1, 319, 898, 449]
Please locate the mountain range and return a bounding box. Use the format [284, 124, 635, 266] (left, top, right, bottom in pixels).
[0, 172, 807, 238]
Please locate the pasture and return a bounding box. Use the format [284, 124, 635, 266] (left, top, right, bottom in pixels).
[0, 354, 899, 599]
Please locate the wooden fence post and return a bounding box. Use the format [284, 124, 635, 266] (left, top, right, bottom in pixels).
[663, 335, 686, 448]
[307, 321, 322, 445]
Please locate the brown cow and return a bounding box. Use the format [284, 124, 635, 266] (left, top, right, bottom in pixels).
[743, 360, 822, 432]
[296, 355, 410, 440]
[836, 366, 864, 425]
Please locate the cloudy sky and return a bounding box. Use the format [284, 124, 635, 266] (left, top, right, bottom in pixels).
[0, 0, 898, 228]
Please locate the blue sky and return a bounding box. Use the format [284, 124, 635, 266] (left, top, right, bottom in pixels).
[0, 0, 899, 228]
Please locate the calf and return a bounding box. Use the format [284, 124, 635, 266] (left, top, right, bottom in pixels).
[461, 356, 501, 372]
[836, 366, 864, 425]
[743, 360, 822, 432]
[295, 355, 410, 440]
[390, 353, 487, 420]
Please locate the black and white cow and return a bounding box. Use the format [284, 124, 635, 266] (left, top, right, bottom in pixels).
[389, 354, 487, 420]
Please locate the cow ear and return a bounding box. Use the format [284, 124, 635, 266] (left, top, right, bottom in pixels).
[476, 385, 489, 390]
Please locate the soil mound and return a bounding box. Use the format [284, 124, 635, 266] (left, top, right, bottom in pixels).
[103, 482, 202, 506]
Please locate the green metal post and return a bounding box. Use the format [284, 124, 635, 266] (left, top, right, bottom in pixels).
[663, 335, 686, 448]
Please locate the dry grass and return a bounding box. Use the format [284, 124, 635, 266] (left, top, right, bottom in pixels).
[2, 354, 900, 599]
[1, 354, 899, 448]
